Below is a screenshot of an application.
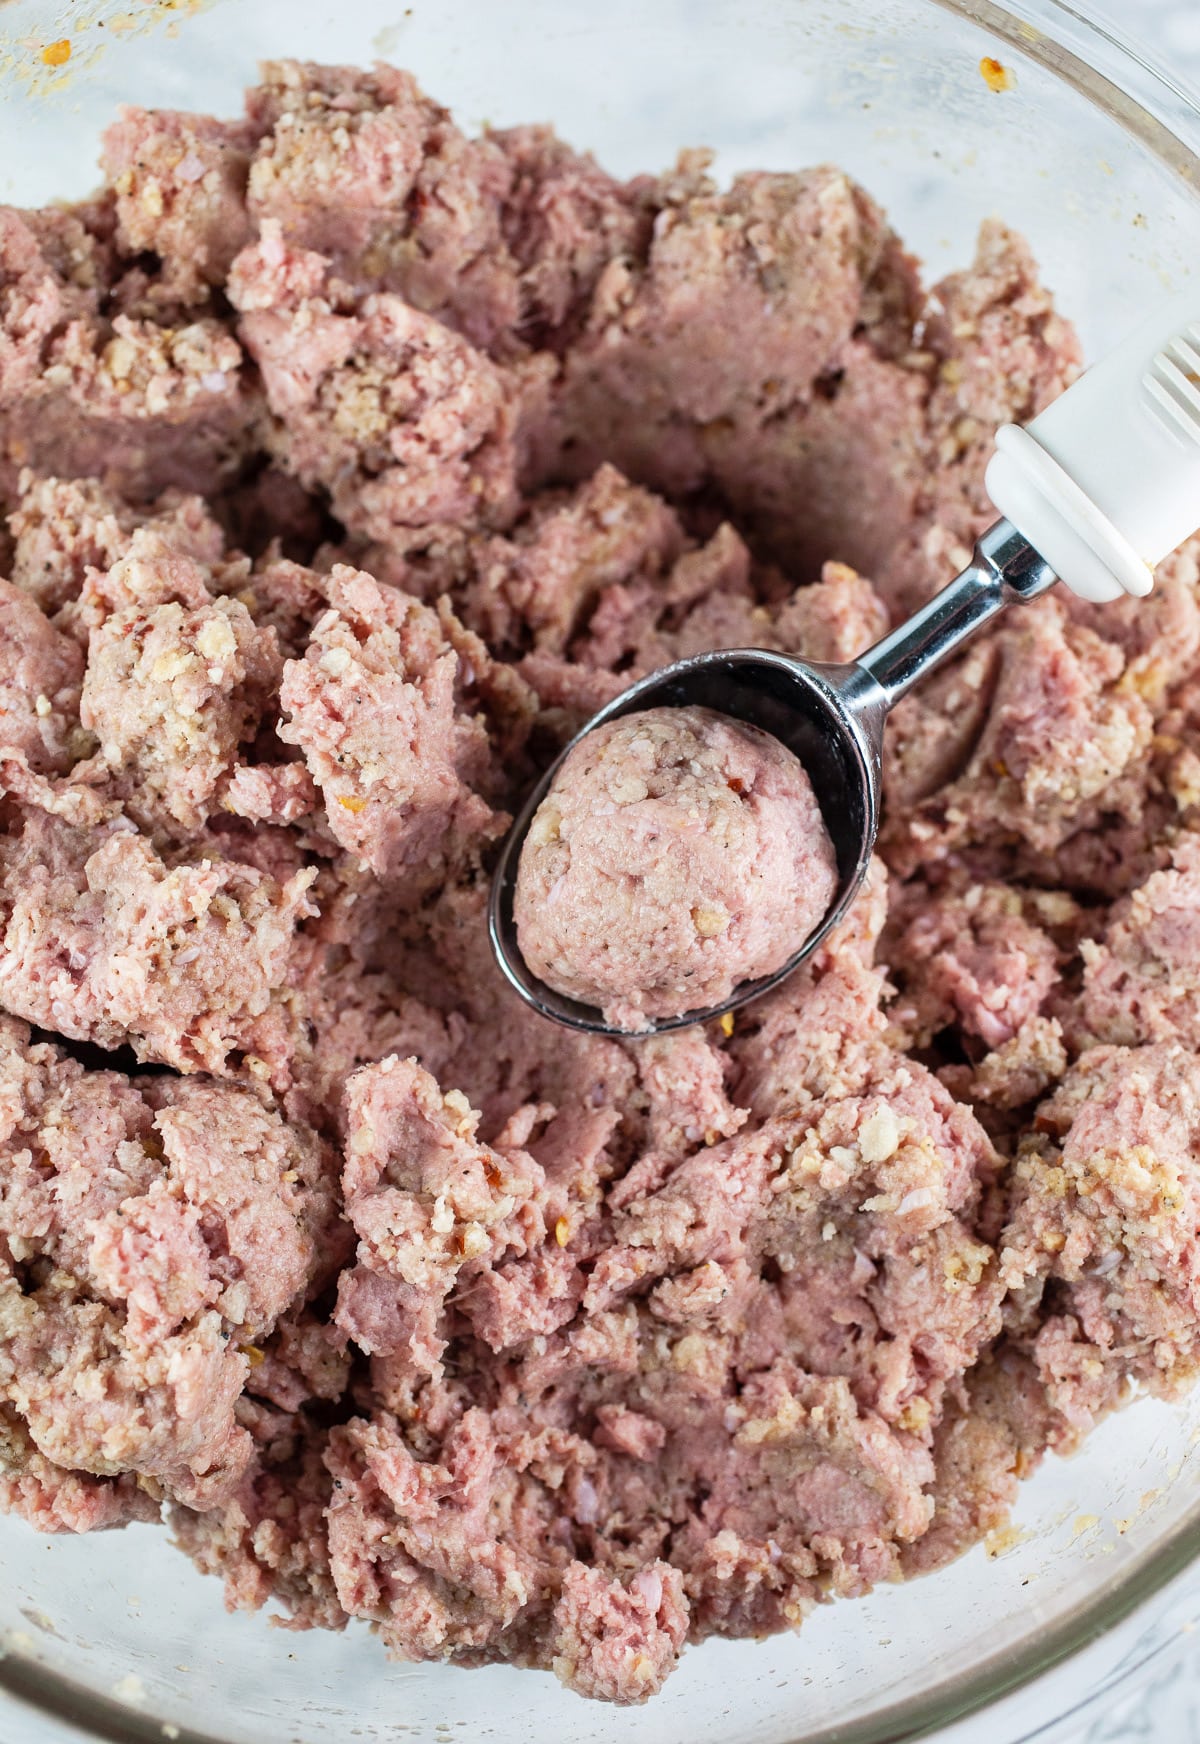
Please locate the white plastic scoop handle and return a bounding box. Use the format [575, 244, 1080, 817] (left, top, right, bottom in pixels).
[986, 291, 1200, 603]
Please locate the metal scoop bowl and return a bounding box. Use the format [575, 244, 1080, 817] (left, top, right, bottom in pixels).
[489, 520, 1056, 1037]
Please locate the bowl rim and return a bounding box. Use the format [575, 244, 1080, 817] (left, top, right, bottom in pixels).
[4, 1, 1200, 1740]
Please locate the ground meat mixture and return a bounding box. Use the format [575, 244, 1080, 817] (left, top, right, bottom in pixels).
[514, 706, 837, 1027]
[1, 58, 1198, 1707]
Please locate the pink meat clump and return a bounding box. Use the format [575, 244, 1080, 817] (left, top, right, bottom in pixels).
[101, 107, 261, 301]
[1070, 834, 1200, 1049]
[548, 1562, 689, 1704]
[79, 534, 282, 829]
[0, 205, 259, 503]
[334, 1055, 547, 1377]
[514, 706, 837, 1028]
[0, 1018, 338, 1515]
[277, 564, 505, 893]
[1000, 1043, 1200, 1432]
[244, 60, 520, 349]
[2, 52, 1200, 1708]
[0, 808, 316, 1077]
[0, 577, 86, 775]
[229, 226, 527, 562]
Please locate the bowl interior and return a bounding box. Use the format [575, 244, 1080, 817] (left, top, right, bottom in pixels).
[2, 2, 1200, 1741]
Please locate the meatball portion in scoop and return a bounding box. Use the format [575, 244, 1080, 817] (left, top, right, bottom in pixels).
[514, 705, 837, 1029]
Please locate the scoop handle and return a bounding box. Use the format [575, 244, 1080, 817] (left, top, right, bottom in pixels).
[853, 518, 1056, 710]
[986, 291, 1200, 603]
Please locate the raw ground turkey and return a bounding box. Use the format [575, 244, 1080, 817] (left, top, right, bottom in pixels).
[2, 56, 1200, 1705]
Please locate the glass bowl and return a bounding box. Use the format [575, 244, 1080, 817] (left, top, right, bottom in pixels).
[2, 2, 1200, 1740]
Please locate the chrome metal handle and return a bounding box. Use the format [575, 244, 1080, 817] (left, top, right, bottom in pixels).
[853, 518, 1058, 711]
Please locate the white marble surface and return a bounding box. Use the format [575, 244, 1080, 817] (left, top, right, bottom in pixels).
[1082, 1658, 1200, 1744]
[1101, 0, 1200, 66]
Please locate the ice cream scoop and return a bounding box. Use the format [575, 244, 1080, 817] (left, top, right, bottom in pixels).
[491, 293, 1200, 1035]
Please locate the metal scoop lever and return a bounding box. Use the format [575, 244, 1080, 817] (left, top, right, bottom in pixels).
[490, 292, 1200, 1036]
